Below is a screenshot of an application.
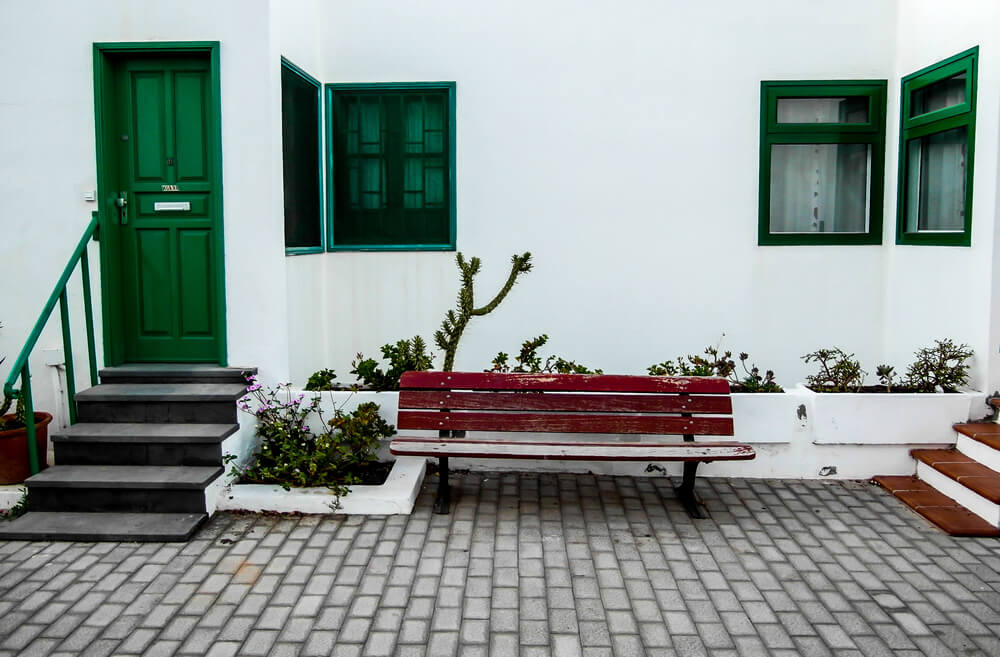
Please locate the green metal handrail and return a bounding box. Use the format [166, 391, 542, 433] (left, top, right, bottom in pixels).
[3, 213, 100, 475]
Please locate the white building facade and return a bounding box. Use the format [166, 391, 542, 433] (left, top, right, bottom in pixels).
[3, 0, 1000, 427]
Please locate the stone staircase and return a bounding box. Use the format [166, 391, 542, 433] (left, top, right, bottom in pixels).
[875, 399, 1000, 537]
[0, 365, 251, 542]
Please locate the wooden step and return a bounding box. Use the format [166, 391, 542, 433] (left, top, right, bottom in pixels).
[955, 422, 1000, 450]
[873, 475, 1000, 537]
[0, 512, 206, 542]
[954, 423, 1000, 473]
[911, 449, 1000, 503]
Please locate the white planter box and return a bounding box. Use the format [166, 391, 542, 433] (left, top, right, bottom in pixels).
[249, 386, 986, 483]
[806, 387, 986, 445]
[218, 456, 426, 515]
[731, 388, 810, 444]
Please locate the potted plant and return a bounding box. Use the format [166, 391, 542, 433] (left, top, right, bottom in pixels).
[0, 348, 52, 484]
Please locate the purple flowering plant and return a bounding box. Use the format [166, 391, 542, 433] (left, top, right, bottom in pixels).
[232, 373, 395, 493]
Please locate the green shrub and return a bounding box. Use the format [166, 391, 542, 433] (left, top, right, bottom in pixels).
[905, 339, 974, 392]
[648, 346, 736, 378]
[304, 368, 338, 391]
[875, 364, 897, 392]
[352, 336, 434, 391]
[489, 335, 602, 374]
[733, 353, 783, 393]
[234, 375, 395, 497]
[648, 345, 782, 392]
[802, 348, 866, 392]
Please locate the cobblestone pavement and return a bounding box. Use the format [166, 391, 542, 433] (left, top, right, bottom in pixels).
[2, 473, 1000, 656]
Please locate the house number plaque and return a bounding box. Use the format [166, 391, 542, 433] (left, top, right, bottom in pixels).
[161, 184, 179, 192]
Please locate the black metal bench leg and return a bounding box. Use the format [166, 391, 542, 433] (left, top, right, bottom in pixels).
[433, 456, 451, 515]
[676, 461, 707, 519]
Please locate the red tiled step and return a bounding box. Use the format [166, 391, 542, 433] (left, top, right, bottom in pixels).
[911, 449, 1000, 504]
[873, 475, 1000, 537]
[954, 422, 1000, 451]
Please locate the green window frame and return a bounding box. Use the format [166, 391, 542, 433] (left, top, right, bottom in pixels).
[896, 47, 978, 247]
[281, 58, 324, 255]
[325, 82, 456, 251]
[758, 80, 887, 246]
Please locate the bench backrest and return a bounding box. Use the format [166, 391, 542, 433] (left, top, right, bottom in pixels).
[397, 372, 734, 436]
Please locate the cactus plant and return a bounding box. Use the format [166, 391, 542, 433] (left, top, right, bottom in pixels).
[435, 252, 533, 371]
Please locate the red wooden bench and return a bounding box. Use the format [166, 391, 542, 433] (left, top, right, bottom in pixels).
[389, 372, 754, 518]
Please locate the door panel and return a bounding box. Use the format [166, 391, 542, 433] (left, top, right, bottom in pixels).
[174, 72, 209, 181]
[110, 53, 221, 362]
[178, 230, 213, 336]
[136, 229, 171, 335]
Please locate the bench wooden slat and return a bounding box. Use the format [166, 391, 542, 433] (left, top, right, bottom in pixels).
[398, 390, 733, 414]
[400, 371, 730, 394]
[397, 411, 734, 435]
[389, 437, 755, 461]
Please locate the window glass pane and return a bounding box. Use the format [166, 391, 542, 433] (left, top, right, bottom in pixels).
[332, 88, 451, 247]
[281, 65, 321, 249]
[905, 126, 967, 232]
[776, 97, 868, 123]
[910, 73, 966, 117]
[769, 143, 871, 233]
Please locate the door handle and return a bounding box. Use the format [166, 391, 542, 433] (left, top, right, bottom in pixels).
[115, 192, 128, 225]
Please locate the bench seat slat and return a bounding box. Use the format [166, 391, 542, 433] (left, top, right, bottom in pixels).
[398, 411, 734, 435]
[399, 390, 733, 414]
[400, 371, 730, 394]
[389, 437, 755, 461]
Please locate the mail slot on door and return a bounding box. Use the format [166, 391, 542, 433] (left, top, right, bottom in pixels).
[154, 201, 191, 211]
[138, 194, 207, 217]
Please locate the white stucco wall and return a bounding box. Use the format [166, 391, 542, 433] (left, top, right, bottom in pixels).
[275, 0, 334, 385]
[886, 0, 1000, 393]
[0, 0, 290, 421]
[307, 0, 909, 386]
[3, 0, 1000, 410]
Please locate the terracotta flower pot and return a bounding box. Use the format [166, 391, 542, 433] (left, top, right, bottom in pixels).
[0, 412, 52, 484]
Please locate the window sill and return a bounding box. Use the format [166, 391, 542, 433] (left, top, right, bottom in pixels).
[285, 246, 325, 256]
[327, 244, 457, 252]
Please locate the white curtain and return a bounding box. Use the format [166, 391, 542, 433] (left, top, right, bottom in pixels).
[769, 98, 870, 234]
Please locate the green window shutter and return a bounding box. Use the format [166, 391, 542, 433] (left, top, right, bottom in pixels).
[758, 80, 887, 246]
[896, 47, 977, 247]
[280, 59, 323, 253]
[328, 83, 456, 251]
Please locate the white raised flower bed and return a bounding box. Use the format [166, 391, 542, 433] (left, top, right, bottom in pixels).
[216, 385, 989, 515]
[218, 456, 426, 515]
[216, 390, 427, 515]
[806, 387, 985, 444]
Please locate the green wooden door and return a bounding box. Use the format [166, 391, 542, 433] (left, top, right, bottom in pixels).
[107, 53, 223, 362]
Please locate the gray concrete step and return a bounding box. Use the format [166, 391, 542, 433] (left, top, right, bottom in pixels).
[52, 422, 238, 443]
[76, 383, 247, 423]
[100, 364, 255, 385]
[0, 511, 207, 542]
[51, 422, 238, 466]
[27, 464, 223, 488]
[13, 366, 254, 541]
[77, 383, 248, 402]
[26, 465, 222, 513]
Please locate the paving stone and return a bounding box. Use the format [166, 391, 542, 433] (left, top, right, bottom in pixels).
[2, 476, 1000, 657]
